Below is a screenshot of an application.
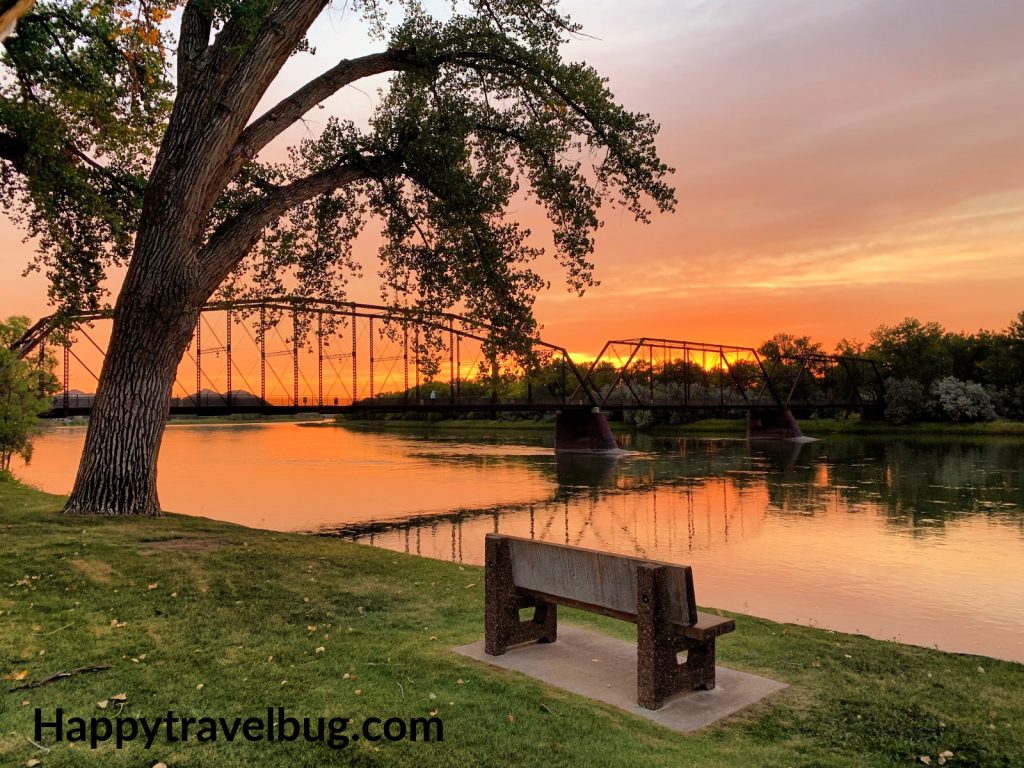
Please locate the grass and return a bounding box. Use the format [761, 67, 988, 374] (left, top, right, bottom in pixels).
[309, 415, 1024, 438]
[615, 416, 1024, 438]
[1, 481, 1022, 767]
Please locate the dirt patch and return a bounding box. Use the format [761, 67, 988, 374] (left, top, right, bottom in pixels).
[71, 558, 116, 584]
[138, 538, 226, 554]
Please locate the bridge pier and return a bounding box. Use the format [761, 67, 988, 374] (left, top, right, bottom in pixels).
[747, 409, 804, 440]
[554, 407, 618, 452]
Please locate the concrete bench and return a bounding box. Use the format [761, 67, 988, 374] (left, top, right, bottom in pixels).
[484, 533, 735, 709]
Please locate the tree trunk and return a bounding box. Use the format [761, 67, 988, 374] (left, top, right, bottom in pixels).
[63, 243, 204, 516]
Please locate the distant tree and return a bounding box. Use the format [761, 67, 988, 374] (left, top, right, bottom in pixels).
[758, 333, 823, 359]
[835, 338, 866, 356]
[0, 316, 56, 475]
[944, 330, 999, 386]
[868, 318, 951, 385]
[1006, 311, 1024, 380]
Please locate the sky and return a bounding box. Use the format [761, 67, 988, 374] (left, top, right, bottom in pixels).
[2, 0, 1023, 357]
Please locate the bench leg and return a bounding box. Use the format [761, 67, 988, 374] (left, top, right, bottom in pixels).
[636, 563, 716, 709]
[485, 535, 557, 655]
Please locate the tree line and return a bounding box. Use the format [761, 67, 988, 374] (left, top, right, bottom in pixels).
[762, 312, 1024, 424]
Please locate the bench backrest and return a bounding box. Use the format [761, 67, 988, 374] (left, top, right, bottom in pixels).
[494, 534, 698, 627]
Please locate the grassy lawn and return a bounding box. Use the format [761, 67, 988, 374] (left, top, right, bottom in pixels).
[1, 481, 1022, 767]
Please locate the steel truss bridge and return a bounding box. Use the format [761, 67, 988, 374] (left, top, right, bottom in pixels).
[11, 297, 885, 421]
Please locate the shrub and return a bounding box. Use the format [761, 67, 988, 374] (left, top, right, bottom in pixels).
[930, 377, 997, 423]
[883, 377, 927, 424]
[625, 409, 656, 430]
[1, 317, 57, 476]
[991, 385, 1024, 420]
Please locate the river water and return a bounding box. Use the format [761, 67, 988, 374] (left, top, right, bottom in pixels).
[13, 422, 1024, 662]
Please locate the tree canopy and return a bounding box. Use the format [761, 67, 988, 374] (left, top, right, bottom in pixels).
[1, 0, 676, 357]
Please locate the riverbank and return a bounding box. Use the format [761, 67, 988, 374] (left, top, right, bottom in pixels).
[1, 481, 1021, 767]
[311, 415, 1024, 438]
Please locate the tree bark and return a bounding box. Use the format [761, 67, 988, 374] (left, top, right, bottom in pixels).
[63, 231, 205, 516]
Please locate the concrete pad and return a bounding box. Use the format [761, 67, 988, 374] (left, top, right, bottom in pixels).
[454, 624, 786, 734]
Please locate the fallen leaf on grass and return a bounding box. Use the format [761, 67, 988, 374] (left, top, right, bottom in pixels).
[148, 584, 158, 590]
[110, 620, 127, 629]
[97, 700, 108, 709]
[26, 759, 41, 767]
[110, 693, 128, 703]
[4, 670, 29, 681]
[919, 758, 931, 766]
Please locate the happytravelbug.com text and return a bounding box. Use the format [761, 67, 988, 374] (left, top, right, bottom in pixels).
[34, 707, 443, 750]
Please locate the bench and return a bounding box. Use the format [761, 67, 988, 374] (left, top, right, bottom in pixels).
[483, 533, 735, 710]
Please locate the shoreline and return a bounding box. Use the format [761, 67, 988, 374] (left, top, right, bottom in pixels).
[311, 416, 1024, 438]
[40, 413, 1024, 437]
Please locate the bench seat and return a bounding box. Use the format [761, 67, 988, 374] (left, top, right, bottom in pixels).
[678, 612, 736, 643]
[484, 533, 736, 709]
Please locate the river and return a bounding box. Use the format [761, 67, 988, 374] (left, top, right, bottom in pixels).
[13, 421, 1024, 662]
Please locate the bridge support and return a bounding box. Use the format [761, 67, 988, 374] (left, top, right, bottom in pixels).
[747, 409, 803, 440]
[554, 407, 618, 452]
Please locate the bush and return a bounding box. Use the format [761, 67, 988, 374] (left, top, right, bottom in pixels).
[624, 409, 656, 430]
[1, 317, 57, 475]
[930, 377, 997, 423]
[991, 385, 1024, 420]
[883, 377, 927, 424]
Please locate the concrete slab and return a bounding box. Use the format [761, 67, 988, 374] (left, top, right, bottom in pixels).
[454, 624, 786, 734]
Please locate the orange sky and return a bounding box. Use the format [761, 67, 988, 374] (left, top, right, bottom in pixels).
[3, 0, 1023, 355]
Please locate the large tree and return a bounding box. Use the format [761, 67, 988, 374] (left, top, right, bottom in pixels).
[1, 0, 675, 516]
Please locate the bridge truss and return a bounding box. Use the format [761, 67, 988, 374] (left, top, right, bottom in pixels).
[11, 297, 596, 416]
[576, 337, 885, 415]
[12, 301, 885, 419]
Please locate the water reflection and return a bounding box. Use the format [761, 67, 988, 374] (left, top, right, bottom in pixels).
[13, 423, 1024, 661]
[326, 432, 1024, 662]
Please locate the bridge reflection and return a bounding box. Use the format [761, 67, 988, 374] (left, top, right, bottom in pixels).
[323, 435, 1024, 564]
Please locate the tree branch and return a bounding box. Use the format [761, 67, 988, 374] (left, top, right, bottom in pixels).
[177, 1, 212, 89]
[215, 0, 327, 120]
[229, 50, 411, 168]
[198, 160, 374, 290]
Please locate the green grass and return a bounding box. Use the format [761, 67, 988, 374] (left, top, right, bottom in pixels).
[1, 481, 1021, 767]
[315, 415, 1024, 438]
[646, 417, 1024, 437]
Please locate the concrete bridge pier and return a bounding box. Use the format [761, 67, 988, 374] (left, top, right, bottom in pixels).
[747, 408, 804, 440]
[554, 407, 618, 452]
